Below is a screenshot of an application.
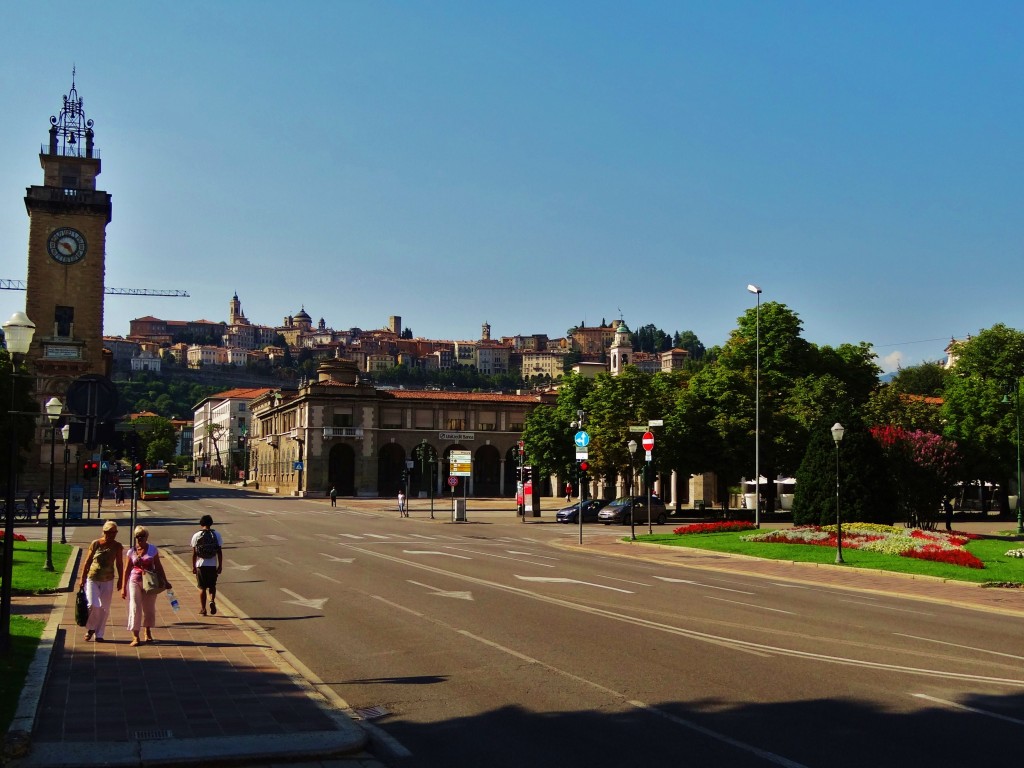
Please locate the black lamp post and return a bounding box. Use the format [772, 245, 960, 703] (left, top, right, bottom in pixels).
[240, 423, 248, 486]
[59, 424, 70, 545]
[627, 439, 637, 541]
[1004, 384, 1023, 534]
[428, 455, 436, 519]
[831, 422, 845, 564]
[43, 396, 63, 572]
[2, 311, 36, 654]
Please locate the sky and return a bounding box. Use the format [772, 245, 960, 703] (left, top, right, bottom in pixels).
[1, 1, 1021, 374]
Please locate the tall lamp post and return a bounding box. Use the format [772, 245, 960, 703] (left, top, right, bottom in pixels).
[2, 311, 36, 654]
[43, 396, 63, 572]
[1003, 382, 1023, 534]
[428, 454, 436, 519]
[239, 423, 248, 486]
[59, 424, 70, 544]
[747, 284, 762, 528]
[627, 439, 638, 542]
[831, 422, 845, 564]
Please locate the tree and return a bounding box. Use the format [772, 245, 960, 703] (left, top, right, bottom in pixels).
[870, 426, 960, 527]
[891, 362, 948, 396]
[520, 373, 594, 491]
[673, 330, 705, 360]
[792, 417, 896, 526]
[131, 415, 177, 467]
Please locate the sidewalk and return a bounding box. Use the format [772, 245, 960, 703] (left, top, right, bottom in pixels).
[7, 547, 380, 768]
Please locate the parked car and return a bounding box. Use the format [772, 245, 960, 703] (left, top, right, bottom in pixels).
[555, 498, 609, 523]
[598, 495, 668, 525]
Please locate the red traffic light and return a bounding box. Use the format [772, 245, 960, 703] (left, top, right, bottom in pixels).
[579, 460, 589, 472]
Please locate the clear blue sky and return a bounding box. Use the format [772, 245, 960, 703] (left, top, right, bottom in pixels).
[2, 1, 1021, 373]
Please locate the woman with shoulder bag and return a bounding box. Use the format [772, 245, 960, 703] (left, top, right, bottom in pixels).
[121, 526, 171, 647]
[78, 520, 124, 642]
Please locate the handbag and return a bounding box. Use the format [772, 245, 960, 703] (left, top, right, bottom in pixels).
[141, 570, 166, 595]
[75, 587, 89, 627]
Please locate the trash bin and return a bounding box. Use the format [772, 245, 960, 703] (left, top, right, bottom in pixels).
[453, 499, 467, 522]
[695, 500, 706, 513]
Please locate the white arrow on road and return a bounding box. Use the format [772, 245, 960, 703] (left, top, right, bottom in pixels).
[515, 576, 633, 594]
[403, 550, 472, 559]
[319, 553, 355, 563]
[280, 588, 328, 610]
[408, 580, 474, 600]
[227, 559, 254, 571]
[654, 576, 755, 595]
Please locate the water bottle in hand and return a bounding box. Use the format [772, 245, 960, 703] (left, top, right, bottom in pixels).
[167, 589, 180, 613]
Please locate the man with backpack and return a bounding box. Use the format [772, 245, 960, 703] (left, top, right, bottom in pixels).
[190, 514, 223, 616]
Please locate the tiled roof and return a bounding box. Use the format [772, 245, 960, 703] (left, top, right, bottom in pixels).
[382, 390, 546, 403]
[208, 387, 276, 400]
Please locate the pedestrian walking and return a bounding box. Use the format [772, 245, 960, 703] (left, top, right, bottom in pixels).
[190, 514, 223, 616]
[565, 482, 573, 502]
[330, 486, 337, 507]
[398, 490, 407, 517]
[23, 490, 34, 519]
[121, 526, 171, 647]
[79, 520, 124, 642]
[114, 484, 125, 507]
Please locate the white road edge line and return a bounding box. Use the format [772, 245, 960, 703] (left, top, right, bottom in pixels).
[895, 633, 1024, 661]
[913, 694, 1024, 725]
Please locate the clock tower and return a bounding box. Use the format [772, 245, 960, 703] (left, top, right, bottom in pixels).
[24, 72, 112, 403]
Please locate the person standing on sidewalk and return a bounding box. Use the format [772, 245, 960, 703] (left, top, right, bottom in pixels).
[330, 486, 337, 507]
[190, 514, 223, 616]
[121, 526, 171, 647]
[78, 520, 124, 642]
[398, 490, 407, 517]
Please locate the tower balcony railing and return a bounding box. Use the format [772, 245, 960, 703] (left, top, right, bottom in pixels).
[323, 427, 363, 439]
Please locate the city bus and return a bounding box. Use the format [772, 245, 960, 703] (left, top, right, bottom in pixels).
[139, 468, 172, 501]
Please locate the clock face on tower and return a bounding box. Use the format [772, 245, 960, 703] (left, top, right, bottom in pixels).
[47, 227, 88, 265]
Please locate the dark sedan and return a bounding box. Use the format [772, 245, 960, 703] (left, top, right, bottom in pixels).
[555, 498, 609, 523]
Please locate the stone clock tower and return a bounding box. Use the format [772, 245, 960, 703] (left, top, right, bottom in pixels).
[24, 72, 112, 404]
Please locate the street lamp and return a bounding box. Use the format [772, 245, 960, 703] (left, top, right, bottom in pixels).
[428, 454, 436, 519]
[831, 422, 845, 564]
[570, 410, 586, 545]
[59, 424, 70, 545]
[239, 422, 248, 486]
[747, 284, 762, 528]
[2, 311, 36, 653]
[627, 439, 638, 541]
[43, 396, 63, 572]
[1002, 383, 1023, 534]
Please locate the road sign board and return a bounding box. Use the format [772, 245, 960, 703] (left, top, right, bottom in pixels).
[450, 450, 472, 476]
[642, 431, 655, 450]
[574, 431, 590, 448]
[575, 450, 589, 460]
[648, 419, 664, 427]
[646, 450, 652, 462]
[447, 476, 459, 487]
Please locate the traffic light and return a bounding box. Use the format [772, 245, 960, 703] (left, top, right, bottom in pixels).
[576, 459, 589, 479]
[82, 462, 92, 479]
[133, 463, 144, 486]
[521, 466, 531, 484]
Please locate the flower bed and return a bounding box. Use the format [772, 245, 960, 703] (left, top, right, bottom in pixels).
[741, 524, 984, 568]
[0, 532, 27, 542]
[673, 521, 757, 535]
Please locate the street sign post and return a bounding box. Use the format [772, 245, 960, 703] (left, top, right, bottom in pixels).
[642, 432, 655, 451]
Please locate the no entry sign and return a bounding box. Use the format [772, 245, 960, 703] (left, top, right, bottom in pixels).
[642, 431, 655, 451]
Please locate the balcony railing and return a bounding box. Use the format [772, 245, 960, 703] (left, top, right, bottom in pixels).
[323, 427, 363, 439]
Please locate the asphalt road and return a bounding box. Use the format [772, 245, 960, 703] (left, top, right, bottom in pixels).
[82, 485, 1024, 768]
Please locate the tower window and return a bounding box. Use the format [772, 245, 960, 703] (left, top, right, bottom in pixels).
[55, 306, 73, 337]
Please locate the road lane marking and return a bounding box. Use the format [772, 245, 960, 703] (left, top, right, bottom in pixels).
[515, 576, 633, 593]
[913, 694, 1024, 725]
[506, 550, 559, 560]
[654, 576, 755, 594]
[444, 546, 556, 567]
[403, 550, 472, 559]
[364, 533, 391, 539]
[338, 534, 364, 539]
[319, 553, 355, 563]
[314, 572, 345, 585]
[226, 559, 254, 571]
[596, 575, 653, 587]
[706, 596, 796, 615]
[275, 556, 294, 566]
[894, 633, 1024, 661]
[836, 598, 933, 616]
[280, 587, 328, 610]
[408, 580, 474, 600]
[266, 534, 287, 541]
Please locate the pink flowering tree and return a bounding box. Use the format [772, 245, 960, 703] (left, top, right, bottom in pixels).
[870, 426, 960, 528]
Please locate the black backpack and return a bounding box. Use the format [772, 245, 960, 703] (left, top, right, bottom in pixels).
[195, 529, 219, 559]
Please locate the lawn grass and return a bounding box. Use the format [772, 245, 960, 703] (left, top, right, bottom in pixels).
[3, 540, 73, 594]
[0, 615, 45, 732]
[0, 539, 74, 733]
[635, 531, 1024, 585]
